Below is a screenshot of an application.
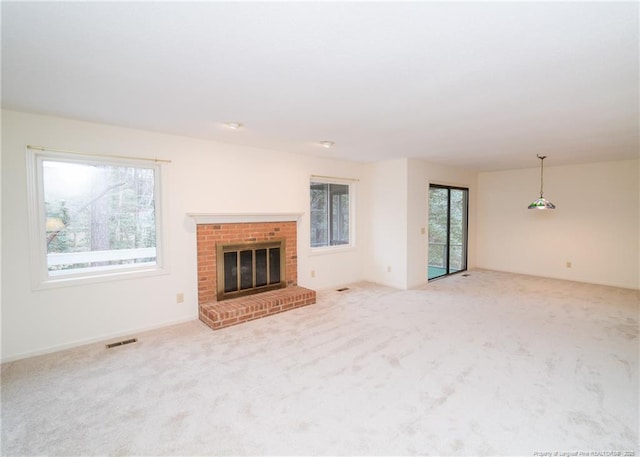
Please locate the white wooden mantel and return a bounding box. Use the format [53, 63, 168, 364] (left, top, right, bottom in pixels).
[187, 212, 304, 225]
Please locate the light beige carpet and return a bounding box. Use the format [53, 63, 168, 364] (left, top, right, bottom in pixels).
[1, 270, 638, 456]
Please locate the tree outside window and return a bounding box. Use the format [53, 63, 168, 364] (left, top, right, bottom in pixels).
[310, 181, 351, 248]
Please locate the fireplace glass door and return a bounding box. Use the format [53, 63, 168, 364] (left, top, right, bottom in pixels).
[217, 240, 285, 300]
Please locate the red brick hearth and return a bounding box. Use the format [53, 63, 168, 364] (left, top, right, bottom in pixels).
[199, 287, 317, 330]
[195, 219, 316, 330]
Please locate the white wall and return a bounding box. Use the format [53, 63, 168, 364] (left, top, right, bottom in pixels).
[477, 160, 639, 289]
[1, 110, 366, 361]
[362, 159, 408, 289]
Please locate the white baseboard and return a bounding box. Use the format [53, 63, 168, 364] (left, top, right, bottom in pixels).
[1, 316, 197, 364]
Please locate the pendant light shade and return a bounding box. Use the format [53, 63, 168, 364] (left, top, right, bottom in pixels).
[528, 155, 556, 210]
[528, 197, 556, 210]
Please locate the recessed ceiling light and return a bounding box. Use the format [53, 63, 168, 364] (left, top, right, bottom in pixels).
[225, 122, 243, 129]
[320, 141, 335, 148]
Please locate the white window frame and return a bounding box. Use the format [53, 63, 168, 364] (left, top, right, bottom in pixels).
[26, 147, 168, 290]
[309, 177, 356, 254]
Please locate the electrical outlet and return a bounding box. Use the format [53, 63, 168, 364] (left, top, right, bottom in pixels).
[387, 266, 392, 273]
[566, 261, 572, 269]
[311, 270, 316, 278]
[176, 293, 184, 303]
[421, 227, 426, 235]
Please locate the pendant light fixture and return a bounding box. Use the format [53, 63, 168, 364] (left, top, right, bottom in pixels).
[528, 154, 556, 210]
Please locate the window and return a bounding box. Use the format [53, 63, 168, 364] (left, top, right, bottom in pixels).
[27, 148, 165, 288]
[310, 180, 353, 248]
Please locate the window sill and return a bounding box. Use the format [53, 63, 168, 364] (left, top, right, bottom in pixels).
[309, 245, 357, 256]
[32, 265, 169, 291]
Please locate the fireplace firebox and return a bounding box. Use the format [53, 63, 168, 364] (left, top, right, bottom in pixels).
[216, 239, 286, 301]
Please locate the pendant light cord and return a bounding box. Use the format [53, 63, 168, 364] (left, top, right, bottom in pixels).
[537, 154, 546, 198]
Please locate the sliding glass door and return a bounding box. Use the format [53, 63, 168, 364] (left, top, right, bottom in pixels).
[428, 184, 468, 280]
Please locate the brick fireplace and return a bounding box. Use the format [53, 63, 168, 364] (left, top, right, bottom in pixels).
[190, 213, 316, 330]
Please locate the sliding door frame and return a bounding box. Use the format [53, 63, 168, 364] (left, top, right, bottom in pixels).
[428, 184, 469, 280]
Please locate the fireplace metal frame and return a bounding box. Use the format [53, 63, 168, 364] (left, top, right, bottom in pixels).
[216, 239, 286, 301]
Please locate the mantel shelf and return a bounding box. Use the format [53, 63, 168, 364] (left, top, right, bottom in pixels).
[187, 212, 304, 224]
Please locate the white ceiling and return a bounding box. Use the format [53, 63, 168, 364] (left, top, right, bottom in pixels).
[2, 1, 638, 171]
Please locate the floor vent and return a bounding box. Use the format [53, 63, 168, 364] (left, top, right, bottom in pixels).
[105, 338, 138, 349]
[336, 287, 350, 292]
[462, 273, 470, 277]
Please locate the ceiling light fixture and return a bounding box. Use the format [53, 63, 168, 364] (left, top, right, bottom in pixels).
[528, 154, 556, 210]
[320, 141, 335, 149]
[225, 122, 243, 129]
